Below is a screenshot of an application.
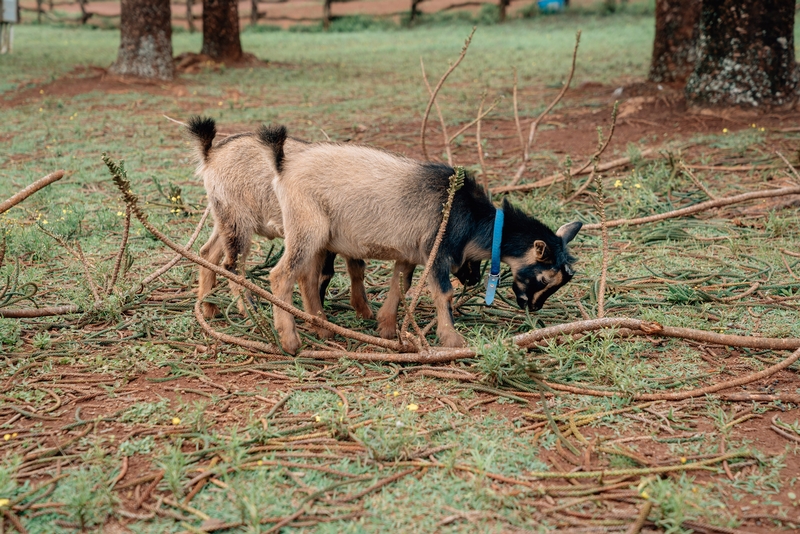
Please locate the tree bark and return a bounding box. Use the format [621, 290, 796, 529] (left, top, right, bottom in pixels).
[685, 0, 798, 108]
[202, 0, 243, 62]
[648, 0, 700, 83]
[109, 0, 174, 81]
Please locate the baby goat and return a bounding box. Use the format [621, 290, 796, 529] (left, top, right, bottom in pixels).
[186, 117, 373, 322]
[262, 128, 582, 354]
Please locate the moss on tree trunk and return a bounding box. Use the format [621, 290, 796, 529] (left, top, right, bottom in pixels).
[648, 0, 700, 83]
[201, 0, 243, 62]
[109, 0, 174, 81]
[685, 0, 798, 108]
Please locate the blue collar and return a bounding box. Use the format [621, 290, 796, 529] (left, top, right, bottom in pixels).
[485, 208, 504, 305]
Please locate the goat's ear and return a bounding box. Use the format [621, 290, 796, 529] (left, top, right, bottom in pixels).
[533, 240, 549, 261]
[556, 221, 582, 244]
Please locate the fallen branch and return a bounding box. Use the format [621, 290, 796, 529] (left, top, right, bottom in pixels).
[514, 317, 800, 350]
[193, 300, 281, 355]
[581, 185, 800, 231]
[0, 305, 80, 318]
[298, 348, 475, 363]
[0, 171, 65, 215]
[509, 30, 580, 186]
[491, 148, 657, 195]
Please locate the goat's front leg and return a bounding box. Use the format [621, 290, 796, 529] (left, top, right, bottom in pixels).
[376, 261, 415, 339]
[270, 253, 303, 355]
[428, 263, 465, 348]
[345, 258, 373, 319]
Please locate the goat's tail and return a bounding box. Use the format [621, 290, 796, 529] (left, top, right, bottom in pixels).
[257, 124, 288, 173]
[186, 116, 217, 162]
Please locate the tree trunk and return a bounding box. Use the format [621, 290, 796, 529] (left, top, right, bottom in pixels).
[648, 0, 700, 83]
[109, 0, 174, 81]
[201, 0, 243, 62]
[685, 0, 798, 108]
[498, 0, 510, 22]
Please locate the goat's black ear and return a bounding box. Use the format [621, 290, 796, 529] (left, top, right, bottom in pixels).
[556, 221, 582, 243]
[501, 197, 512, 212]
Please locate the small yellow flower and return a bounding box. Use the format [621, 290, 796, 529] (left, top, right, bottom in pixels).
[218, 101, 223, 106]
[680, 457, 687, 464]
[614, 179, 622, 188]
[171, 417, 181, 425]
[40, 89, 44, 94]
[640, 491, 649, 500]
[3, 434, 9, 441]
[634, 183, 641, 188]
[12, 434, 16, 438]
[42, 220, 48, 225]
[722, 128, 728, 133]
[406, 403, 419, 412]
[315, 415, 321, 422]
[393, 391, 399, 397]
[751, 123, 756, 128]
[39, 108, 43, 112]
[257, 460, 263, 466]
[760, 127, 765, 132]
[692, 487, 698, 493]
[117, 211, 123, 216]
[171, 197, 177, 202]
[69, 116, 74, 120]
[0, 499, 9, 507]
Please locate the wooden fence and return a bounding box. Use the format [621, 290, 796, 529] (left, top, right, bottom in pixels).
[18, 0, 531, 30]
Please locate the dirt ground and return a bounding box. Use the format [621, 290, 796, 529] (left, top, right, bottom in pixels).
[3, 56, 800, 532]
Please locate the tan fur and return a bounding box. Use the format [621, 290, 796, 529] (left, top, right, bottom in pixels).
[270, 144, 480, 353]
[191, 132, 374, 321]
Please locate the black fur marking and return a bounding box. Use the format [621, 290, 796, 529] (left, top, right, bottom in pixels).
[187, 116, 217, 160]
[257, 124, 288, 172]
[319, 251, 336, 304]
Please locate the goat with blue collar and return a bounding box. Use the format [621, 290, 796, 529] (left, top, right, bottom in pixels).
[262, 126, 582, 354]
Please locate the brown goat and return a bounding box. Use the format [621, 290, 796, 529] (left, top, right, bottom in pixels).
[186, 117, 373, 327]
[262, 129, 581, 355]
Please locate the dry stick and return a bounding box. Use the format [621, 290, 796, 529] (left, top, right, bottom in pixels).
[582, 185, 800, 231]
[775, 150, 800, 183]
[447, 98, 499, 145]
[680, 163, 717, 200]
[297, 348, 475, 363]
[419, 27, 476, 161]
[512, 67, 524, 163]
[0, 171, 65, 215]
[332, 467, 420, 503]
[138, 205, 211, 292]
[193, 300, 281, 355]
[476, 93, 489, 192]
[107, 205, 131, 294]
[626, 501, 652, 534]
[514, 317, 800, 350]
[105, 157, 402, 353]
[0, 305, 80, 318]
[400, 170, 463, 347]
[420, 57, 453, 165]
[509, 30, 581, 187]
[494, 147, 658, 195]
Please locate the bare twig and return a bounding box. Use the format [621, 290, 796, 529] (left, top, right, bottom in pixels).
[775, 151, 800, 183]
[0, 305, 80, 318]
[512, 67, 524, 162]
[582, 185, 800, 231]
[447, 98, 498, 145]
[420, 27, 476, 161]
[298, 348, 475, 363]
[591, 103, 618, 318]
[0, 171, 65, 215]
[509, 30, 580, 186]
[680, 163, 717, 199]
[138, 205, 211, 292]
[493, 148, 658, 194]
[421, 57, 453, 166]
[107, 205, 131, 294]
[476, 93, 488, 192]
[193, 300, 281, 355]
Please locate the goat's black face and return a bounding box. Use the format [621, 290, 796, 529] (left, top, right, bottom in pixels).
[512, 264, 574, 311]
[508, 220, 581, 312]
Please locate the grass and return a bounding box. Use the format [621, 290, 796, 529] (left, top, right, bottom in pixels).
[1, 11, 800, 534]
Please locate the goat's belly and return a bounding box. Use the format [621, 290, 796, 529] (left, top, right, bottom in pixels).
[328, 237, 424, 264]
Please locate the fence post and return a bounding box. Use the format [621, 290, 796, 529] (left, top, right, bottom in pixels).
[186, 0, 195, 33]
[323, 0, 331, 30]
[409, 0, 422, 25]
[250, 0, 258, 25]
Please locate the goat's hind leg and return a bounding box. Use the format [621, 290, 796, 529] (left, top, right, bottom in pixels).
[221, 227, 253, 315]
[346, 258, 373, 319]
[198, 227, 225, 318]
[376, 261, 415, 339]
[428, 262, 465, 348]
[299, 250, 334, 340]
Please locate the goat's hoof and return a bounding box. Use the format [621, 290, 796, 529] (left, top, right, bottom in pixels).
[439, 331, 466, 348]
[377, 320, 397, 340]
[201, 302, 220, 319]
[280, 332, 301, 355]
[314, 327, 334, 340]
[353, 303, 374, 320]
